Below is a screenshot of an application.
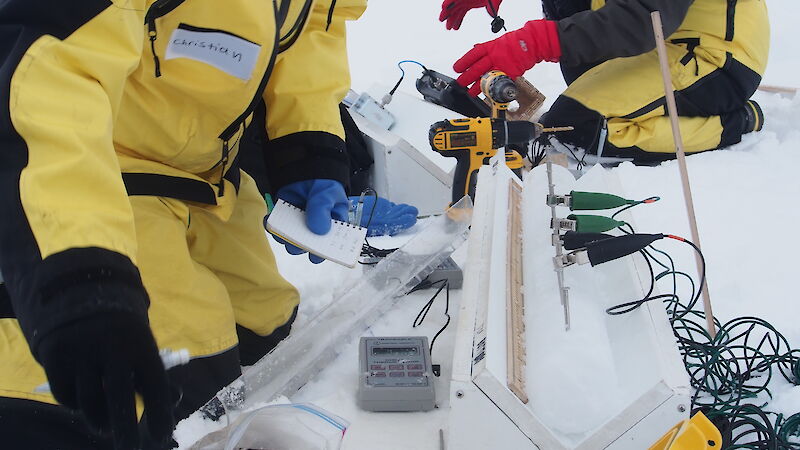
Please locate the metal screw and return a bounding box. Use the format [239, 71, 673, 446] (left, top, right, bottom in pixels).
[456, 390, 464, 399]
[677, 404, 686, 413]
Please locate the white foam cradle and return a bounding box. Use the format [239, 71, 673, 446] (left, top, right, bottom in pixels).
[447, 163, 690, 449]
[348, 88, 461, 217]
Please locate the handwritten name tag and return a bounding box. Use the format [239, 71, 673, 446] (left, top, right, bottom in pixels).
[165, 25, 261, 80]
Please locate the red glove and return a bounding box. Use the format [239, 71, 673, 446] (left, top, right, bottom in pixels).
[439, 0, 503, 30]
[454, 19, 561, 96]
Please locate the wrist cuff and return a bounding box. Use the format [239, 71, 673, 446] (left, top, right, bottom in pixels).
[524, 19, 562, 62]
[10, 248, 150, 358]
[263, 131, 351, 196]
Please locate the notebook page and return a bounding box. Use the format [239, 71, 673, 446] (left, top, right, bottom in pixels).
[266, 200, 367, 268]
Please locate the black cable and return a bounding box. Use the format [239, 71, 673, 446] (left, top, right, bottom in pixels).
[564, 141, 586, 171]
[605, 250, 683, 315]
[412, 280, 445, 328]
[537, 117, 609, 171]
[406, 276, 436, 294]
[611, 203, 682, 316]
[411, 279, 451, 357]
[602, 231, 800, 448]
[611, 197, 661, 222]
[361, 188, 378, 230]
[529, 139, 547, 167]
[355, 188, 399, 263]
[359, 244, 396, 263]
[778, 412, 800, 448]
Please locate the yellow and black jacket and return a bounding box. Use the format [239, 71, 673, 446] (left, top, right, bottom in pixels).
[537, 0, 768, 157]
[546, 0, 768, 81]
[0, 0, 365, 357]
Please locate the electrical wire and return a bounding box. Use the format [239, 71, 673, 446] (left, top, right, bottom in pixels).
[611, 196, 661, 221]
[605, 250, 679, 315]
[589, 203, 799, 446]
[539, 116, 609, 171]
[355, 188, 399, 264]
[411, 279, 451, 357]
[529, 138, 548, 167]
[563, 140, 588, 171]
[613, 203, 705, 322]
[602, 230, 800, 448]
[388, 60, 428, 98]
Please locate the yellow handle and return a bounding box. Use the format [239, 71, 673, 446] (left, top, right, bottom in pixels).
[649, 411, 722, 450]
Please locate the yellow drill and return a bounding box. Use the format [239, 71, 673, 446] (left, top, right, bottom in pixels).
[481, 70, 517, 119]
[428, 71, 542, 204]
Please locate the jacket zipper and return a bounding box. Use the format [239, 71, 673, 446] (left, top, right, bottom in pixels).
[216, 0, 283, 196]
[144, 0, 187, 77]
[217, 139, 231, 196]
[725, 0, 737, 41]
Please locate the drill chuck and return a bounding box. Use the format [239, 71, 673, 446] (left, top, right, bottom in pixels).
[490, 77, 517, 103]
[501, 120, 541, 146]
[481, 71, 517, 103]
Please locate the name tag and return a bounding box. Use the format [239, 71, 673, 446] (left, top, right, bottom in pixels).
[165, 25, 261, 80]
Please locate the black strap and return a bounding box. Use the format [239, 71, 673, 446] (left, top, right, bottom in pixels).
[671, 37, 701, 76]
[0, 284, 14, 319]
[122, 173, 219, 204]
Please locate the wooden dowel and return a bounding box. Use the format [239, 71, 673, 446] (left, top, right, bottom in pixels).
[651, 11, 717, 339]
[757, 84, 797, 96]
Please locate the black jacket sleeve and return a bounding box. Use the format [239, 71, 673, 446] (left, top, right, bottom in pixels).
[557, 0, 695, 67]
[261, 131, 351, 196]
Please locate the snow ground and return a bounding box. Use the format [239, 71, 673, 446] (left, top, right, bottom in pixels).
[178, 1, 800, 448]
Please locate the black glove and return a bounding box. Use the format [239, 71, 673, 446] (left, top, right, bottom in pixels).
[37, 312, 175, 449]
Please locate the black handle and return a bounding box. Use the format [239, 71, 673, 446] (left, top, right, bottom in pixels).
[562, 231, 614, 250]
[586, 234, 663, 266]
[451, 154, 472, 204]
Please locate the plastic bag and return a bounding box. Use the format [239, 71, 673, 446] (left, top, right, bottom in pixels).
[193, 403, 348, 450]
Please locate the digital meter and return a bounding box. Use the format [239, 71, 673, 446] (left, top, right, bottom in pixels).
[357, 336, 435, 412]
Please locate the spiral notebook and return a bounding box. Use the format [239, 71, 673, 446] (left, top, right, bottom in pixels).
[266, 199, 367, 268]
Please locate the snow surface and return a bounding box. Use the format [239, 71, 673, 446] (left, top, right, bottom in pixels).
[177, 1, 800, 448]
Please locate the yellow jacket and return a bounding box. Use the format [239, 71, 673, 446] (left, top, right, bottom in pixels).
[0, 0, 365, 352]
[570, 0, 769, 75]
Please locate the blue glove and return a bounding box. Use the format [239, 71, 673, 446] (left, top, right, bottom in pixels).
[274, 180, 349, 263]
[349, 196, 418, 237]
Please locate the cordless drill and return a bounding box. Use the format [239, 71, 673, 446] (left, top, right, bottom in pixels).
[481, 70, 517, 119]
[428, 71, 543, 204]
[429, 117, 542, 204]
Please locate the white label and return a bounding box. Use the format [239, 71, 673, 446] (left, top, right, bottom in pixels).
[165, 27, 261, 80]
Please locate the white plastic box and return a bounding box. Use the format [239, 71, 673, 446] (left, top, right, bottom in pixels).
[347, 88, 461, 217]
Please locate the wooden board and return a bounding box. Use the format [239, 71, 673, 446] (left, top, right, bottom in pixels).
[506, 180, 528, 404]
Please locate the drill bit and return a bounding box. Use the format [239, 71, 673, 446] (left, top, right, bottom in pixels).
[541, 126, 575, 133]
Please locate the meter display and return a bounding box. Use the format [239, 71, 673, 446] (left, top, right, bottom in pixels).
[372, 347, 418, 356]
[357, 336, 435, 412]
